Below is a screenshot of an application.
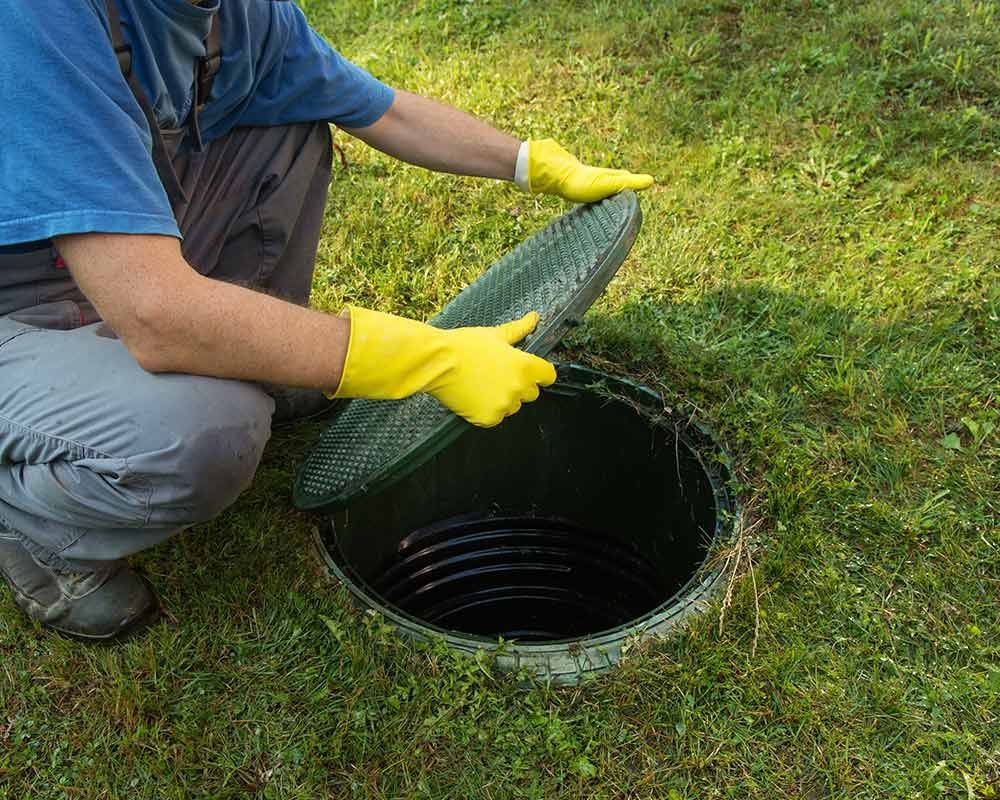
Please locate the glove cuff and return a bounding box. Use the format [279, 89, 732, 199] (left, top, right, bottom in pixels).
[513, 140, 530, 192]
[325, 306, 358, 399]
[330, 306, 454, 402]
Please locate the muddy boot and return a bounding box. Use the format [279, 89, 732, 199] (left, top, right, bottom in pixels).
[0, 530, 160, 642]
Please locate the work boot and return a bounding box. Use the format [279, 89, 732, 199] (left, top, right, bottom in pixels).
[268, 386, 345, 428]
[0, 530, 160, 642]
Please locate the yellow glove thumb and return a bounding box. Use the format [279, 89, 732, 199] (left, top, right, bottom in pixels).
[496, 311, 541, 346]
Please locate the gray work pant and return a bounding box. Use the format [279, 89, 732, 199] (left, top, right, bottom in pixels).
[0, 122, 333, 569]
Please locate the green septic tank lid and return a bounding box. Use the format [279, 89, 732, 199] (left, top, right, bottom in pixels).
[293, 190, 643, 512]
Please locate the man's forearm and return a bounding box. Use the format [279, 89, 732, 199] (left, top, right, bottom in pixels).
[55, 233, 350, 391]
[342, 90, 520, 180]
[138, 275, 351, 390]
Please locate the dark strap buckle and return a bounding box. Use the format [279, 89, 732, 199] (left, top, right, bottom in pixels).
[196, 13, 222, 112]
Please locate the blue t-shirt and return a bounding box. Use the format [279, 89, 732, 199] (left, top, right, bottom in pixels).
[0, 0, 394, 246]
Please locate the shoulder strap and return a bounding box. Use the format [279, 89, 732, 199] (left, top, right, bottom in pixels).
[187, 9, 220, 152]
[107, 0, 221, 106]
[105, 0, 132, 79]
[104, 0, 188, 206]
[196, 12, 222, 113]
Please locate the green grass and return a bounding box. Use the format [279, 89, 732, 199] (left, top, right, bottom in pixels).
[3, 0, 999, 796]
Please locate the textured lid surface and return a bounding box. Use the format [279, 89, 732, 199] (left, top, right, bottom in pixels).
[293, 190, 642, 511]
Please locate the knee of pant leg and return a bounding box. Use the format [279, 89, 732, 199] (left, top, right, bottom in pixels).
[141, 382, 274, 526]
[174, 420, 269, 523]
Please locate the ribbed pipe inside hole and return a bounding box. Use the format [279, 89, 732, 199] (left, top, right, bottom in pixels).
[324, 372, 721, 643]
[372, 514, 668, 641]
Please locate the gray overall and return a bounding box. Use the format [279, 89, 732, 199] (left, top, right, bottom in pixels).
[0, 1, 333, 569]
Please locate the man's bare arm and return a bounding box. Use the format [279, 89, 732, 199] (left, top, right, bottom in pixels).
[341, 90, 655, 204]
[54, 232, 350, 390]
[341, 89, 520, 180]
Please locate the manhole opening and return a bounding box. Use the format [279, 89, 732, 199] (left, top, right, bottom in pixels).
[321, 370, 728, 644]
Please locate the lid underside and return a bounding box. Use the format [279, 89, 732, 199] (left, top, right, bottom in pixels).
[293, 190, 642, 511]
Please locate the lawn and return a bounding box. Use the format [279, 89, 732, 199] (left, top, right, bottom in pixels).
[2, 0, 998, 797]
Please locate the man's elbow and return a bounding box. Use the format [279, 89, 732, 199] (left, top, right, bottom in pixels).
[116, 297, 180, 374]
[129, 340, 174, 374]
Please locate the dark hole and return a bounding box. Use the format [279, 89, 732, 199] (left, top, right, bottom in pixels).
[324, 378, 720, 643]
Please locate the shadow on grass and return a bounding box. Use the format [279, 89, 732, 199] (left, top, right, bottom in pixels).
[567, 281, 982, 417]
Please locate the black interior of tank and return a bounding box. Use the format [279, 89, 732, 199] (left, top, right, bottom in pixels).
[326, 385, 718, 641]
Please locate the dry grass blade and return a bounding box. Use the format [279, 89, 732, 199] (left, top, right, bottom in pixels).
[715, 506, 763, 656]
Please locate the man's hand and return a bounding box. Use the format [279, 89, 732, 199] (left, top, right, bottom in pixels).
[333, 307, 556, 428]
[341, 91, 655, 203]
[521, 139, 654, 203]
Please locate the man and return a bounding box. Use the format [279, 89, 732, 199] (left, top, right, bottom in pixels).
[0, 0, 653, 642]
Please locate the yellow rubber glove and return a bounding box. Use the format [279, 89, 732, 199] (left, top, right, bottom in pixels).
[331, 306, 557, 427]
[525, 139, 654, 203]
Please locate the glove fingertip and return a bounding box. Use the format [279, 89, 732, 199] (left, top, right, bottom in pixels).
[538, 360, 557, 387]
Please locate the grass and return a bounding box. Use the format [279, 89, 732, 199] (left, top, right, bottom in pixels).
[2, 0, 999, 796]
